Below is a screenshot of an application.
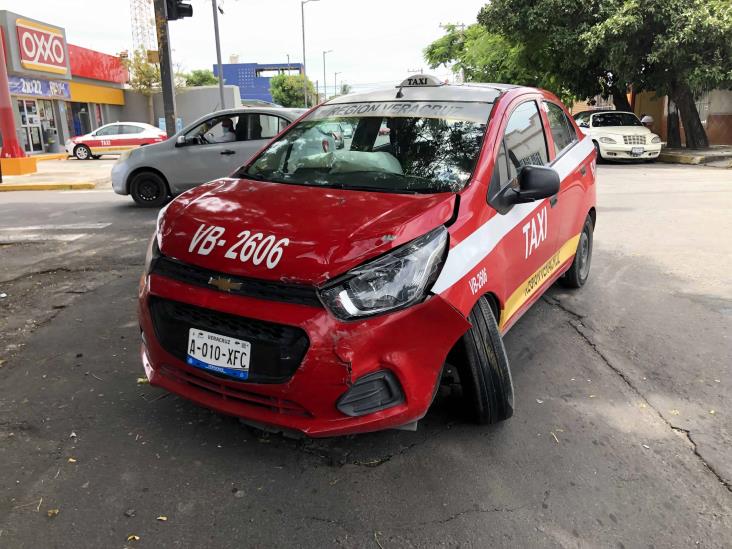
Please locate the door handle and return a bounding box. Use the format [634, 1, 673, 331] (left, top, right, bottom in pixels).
[550, 195, 558, 207]
[220, 149, 236, 155]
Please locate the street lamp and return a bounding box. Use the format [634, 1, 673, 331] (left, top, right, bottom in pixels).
[322, 49, 332, 101]
[334, 71, 341, 97]
[211, 0, 225, 109]
[301, 0, 319, 107]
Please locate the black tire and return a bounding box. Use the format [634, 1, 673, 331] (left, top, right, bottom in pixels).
[593, 141, 604, 164]
[560, 214, 594, 289]
[92, 155, 102, 160]
[74, 144, 92, 160]
[456, 297, 514, 424]
[129, 171, 169, 208]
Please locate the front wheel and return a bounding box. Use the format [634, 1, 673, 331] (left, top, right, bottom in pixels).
[593, 141, 604, 164]
[560, 214, 594, 288]
[129, 171, 169, 208]
[74, 145, 92, 160]
[456, 297, 514, 424]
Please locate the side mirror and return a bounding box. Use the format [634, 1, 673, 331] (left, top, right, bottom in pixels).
[514, 166, 560, 203]
[175, 135, 187, 147]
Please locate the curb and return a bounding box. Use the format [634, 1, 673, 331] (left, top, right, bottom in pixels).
[658, 151, 732, 166]
[36, 153, 69, 162]
[0, 182, 97, 192]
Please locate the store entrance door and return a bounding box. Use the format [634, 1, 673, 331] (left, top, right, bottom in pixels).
[17, 99, 44, 153]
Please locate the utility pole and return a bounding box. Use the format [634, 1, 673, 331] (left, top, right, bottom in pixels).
[322, 49, 332, 101]
[153, 0, 177, 137]
[300, 0, 319, 108]
[212, 0, 225, 109]
[334, 71, 341, 97]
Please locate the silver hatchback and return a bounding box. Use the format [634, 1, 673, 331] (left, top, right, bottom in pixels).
[111, 107, 301, 206]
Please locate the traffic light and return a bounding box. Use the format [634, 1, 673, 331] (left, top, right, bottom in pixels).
[166, 0, 193, 20]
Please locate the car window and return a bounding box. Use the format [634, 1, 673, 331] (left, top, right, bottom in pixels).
[184, 115, 239, 145]
[591, 112, 642, 127]
[564, 113, 578, 140]
[544, 102, 576, 155]
[574, 112, 590, 128]
[243, 100, 492, 194]
[95, 125, 118, 136]
[488, 141, 510, 196]
[121, 125, 144, 135]
[504, 100, 548, 180]
[235, 114, 289, 140]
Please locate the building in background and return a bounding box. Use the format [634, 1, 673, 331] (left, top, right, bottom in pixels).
[0, 10, 128, 154]
[213, 57, 303, 104]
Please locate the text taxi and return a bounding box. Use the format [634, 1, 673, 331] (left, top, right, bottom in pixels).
[140, 75, 596, 437]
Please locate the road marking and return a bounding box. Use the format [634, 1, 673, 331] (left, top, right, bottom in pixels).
[0, 233, 87, 243]
[0, 223, 111, 231]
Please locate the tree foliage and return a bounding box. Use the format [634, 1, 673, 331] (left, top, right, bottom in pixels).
[184, 69, 219, 87]
[269, 74, 316, 107]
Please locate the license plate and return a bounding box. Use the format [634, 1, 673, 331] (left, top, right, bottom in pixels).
[186, 328, 251, 380]
[631, 146, 644, 156]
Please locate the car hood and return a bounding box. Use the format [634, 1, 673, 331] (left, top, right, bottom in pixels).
[158, 178, 456, 285]
[589, 126, 651, 136]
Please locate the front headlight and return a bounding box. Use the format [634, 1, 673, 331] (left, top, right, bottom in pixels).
[599, 136, 616, 144]
[319, 226, 448, 320]
[651, 135, 661, 144]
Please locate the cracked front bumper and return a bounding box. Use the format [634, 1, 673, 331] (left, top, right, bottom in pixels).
[139, 273, 470, 437]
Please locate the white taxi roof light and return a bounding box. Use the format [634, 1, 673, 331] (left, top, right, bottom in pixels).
[397, 74, 445, 88]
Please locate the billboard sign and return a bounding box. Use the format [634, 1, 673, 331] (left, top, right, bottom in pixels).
[15, 18, 68, 75]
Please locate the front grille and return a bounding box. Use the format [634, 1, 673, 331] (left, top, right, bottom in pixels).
[159, 364, 311, 416]
[151, 256, 322, 307]
[149, 297, 309, 383]
[623, 135, 646, 145]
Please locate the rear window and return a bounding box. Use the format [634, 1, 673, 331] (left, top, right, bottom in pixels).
[242, 101, 492, 194]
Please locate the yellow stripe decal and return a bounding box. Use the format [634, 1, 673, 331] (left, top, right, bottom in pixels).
[499, 234, 581, 330]
[90, 146, 136, 154]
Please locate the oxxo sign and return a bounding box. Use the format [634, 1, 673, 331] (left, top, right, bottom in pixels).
[15, 18, 68, 75]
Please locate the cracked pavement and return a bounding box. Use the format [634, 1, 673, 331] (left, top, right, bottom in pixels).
[0, 163, 730, 547]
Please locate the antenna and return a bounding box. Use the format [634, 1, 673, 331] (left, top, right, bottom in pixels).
[130, 0, 158, 53]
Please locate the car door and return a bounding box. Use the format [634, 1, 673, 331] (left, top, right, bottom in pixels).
[88, 124, 120, 155]
[119, 124, 149, 150]
[486, 98, 559, 328]
[542, 101, 589, 255]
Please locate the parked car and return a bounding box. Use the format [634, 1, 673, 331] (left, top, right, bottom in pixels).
[573, 110, 662, 162]
[111, 107, 301, 206]
[66, 122, 167, 160]
[139, 74, 597, 437]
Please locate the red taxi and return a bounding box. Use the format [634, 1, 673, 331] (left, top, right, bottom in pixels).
[139, 75, 596, 437]
[65, 122, 167, 160]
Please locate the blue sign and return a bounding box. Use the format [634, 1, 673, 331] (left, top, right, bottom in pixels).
[8, 76, 70, 99]
[158, 117, 184, 134]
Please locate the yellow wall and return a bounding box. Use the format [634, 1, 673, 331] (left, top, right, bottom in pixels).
[69, 82, 125, 105]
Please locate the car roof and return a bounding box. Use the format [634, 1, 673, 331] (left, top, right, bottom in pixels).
[202, 107, 301, 119]
[574, 110, 635, 117]
[325, 80, 518, 105]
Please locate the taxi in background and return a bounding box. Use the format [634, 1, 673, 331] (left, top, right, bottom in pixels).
[66, 122, 167, 160]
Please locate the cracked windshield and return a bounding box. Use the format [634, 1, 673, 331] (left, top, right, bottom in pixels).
[244, 101, 491, 193]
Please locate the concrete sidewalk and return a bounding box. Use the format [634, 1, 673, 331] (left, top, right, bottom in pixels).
[0, 158, 114, 192]
[658, 145, 732, 168]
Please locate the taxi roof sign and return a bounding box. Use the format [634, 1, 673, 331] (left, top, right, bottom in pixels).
[398, 74, 445, 88]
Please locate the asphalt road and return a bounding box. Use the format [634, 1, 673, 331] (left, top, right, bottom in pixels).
[0, 164, 730, 548]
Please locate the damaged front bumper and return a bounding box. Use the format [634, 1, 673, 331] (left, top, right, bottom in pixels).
[139, 273, 470, 437]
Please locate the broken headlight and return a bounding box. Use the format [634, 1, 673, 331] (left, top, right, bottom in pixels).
[319, 226, 448, 320]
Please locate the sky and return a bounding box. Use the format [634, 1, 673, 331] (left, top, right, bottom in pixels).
[4, 0, 487, 95]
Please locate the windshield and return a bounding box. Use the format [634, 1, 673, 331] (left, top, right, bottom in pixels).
[592, 112, 642, 128]
[240, 100, 491, 194]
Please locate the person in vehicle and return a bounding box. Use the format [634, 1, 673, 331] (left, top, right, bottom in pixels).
[213, 118, 236, 142]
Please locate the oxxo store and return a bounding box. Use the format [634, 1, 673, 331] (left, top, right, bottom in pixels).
[1, 10, 127, 155]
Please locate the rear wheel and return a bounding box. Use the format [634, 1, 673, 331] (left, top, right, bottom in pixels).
[74, 145, 92, 160]
[560, 214, 594, 288]
[129, 171, 169, 208]
[455, 297, 514, 424]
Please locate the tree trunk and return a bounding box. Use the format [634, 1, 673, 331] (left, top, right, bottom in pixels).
[146, 94, 155, 126]
[666, 100, 681, 148]
[671, 82, 708, 150]
[610, 83, 632, 112]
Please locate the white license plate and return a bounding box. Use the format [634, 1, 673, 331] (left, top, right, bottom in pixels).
[631, 146, 644, 156]
[186, 328, 251, 380]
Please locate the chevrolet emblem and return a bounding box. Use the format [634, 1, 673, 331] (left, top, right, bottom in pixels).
[208, 276, 242, 292]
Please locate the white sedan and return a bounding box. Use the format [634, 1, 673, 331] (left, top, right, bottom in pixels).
[65, 122, 167, 160]
[573, 110, 662, 162]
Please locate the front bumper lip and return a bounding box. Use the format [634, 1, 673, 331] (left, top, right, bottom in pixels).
[139, 273, 470, 437]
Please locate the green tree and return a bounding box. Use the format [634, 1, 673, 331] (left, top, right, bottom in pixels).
[124, 48, 160, 125]
[184, 69, 219, 87]
[584, 0, 732, 149]
[269, 74, 316, 107]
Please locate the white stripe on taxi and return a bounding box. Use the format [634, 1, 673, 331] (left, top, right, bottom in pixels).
[432, 137, 594, 294]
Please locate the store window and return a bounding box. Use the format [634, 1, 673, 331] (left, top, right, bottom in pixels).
[17, 99, 44, 153]
[70, 102, 92, 137]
